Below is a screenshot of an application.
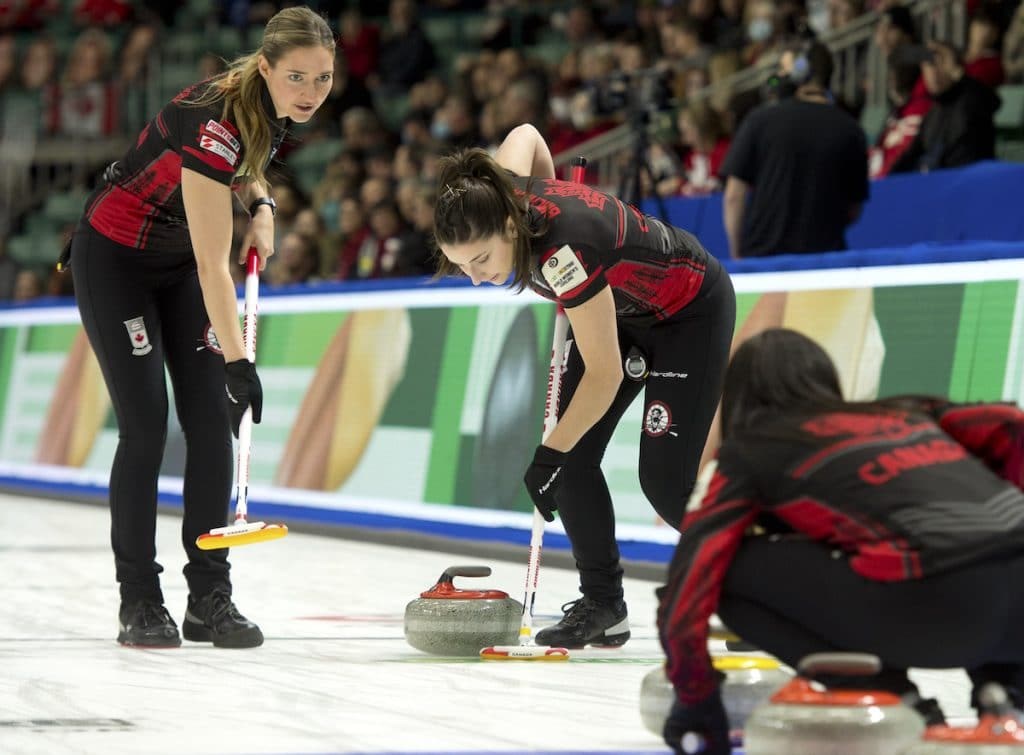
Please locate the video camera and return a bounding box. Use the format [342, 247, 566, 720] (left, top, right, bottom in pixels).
[590, 66, 674, 119]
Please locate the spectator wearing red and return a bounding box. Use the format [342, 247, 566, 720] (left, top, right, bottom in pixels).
[47, 28, 118, 138]
[869, 48, 934, 179]
[338, 7, 378, 83]
[72, 0, 131, 27]
[964, 6, 1006, 87]
[890, 40, 1001, 173]
[664, 102, 731, 196]
[0, 0, 58, 30]
[335, 196, 374, 281]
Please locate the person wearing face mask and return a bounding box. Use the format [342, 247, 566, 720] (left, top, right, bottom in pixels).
[59, 7, 335, 649]
[432, 124, 736, 649]
[889, 40, 1001, 173]
[721, 39, 869, 258]
[741, 0, 778, 65]
[430, 93, 481, 150]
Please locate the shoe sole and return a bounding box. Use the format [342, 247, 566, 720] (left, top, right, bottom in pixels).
[183, 621, 264, 649]
[537, 619, 631, 650]
[591, 630, 631, 648]
[554, 630, 630, 650]
[117, 633, 181, 649]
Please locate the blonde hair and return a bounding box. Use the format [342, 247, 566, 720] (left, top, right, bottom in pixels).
[184, 6, 334, 187]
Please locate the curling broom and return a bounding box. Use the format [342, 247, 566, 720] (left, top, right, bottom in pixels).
[480, 156, 588, 661]
[196, 247, 288, 550]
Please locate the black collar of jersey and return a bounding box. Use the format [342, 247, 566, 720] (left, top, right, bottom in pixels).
[260, 83, 291, 133]
[259, 82, 291, 164]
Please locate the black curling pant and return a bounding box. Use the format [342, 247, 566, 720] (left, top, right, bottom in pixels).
[70, 224, 233, 604]
[717, 536, 1024, 700]
[555, 259, 735, 603]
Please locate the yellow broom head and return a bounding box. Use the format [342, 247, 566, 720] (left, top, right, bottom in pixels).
[195, 521, 288, 550]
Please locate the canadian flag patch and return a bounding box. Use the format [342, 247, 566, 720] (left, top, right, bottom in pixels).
[124, 316, 153, 356]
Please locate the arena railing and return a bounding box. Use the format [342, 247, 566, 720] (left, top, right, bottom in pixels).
[553, 0, 966, 187]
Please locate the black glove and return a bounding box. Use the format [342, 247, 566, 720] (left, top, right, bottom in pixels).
[523, 444, 567, 522]
[663, 691, 731, 755]
[224, 359, 262, 437]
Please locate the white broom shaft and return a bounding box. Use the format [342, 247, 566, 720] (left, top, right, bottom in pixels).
[234, 248, 260, 522]
[519, 157, 587, 642]
[520, 316, 567, 633]
[520, 307, 569, 638]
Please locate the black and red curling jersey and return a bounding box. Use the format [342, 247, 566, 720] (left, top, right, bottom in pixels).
[513, 176, 710, 324]
[84, 82, 288, 252]
[658, 399, 1024, 704]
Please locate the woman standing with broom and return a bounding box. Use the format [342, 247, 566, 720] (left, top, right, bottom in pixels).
[64, 7, 335, 648]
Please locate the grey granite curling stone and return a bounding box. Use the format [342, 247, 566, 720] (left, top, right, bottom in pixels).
[404, 565, 523, 657]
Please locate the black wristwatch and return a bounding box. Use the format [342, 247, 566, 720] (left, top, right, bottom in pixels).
[249, 196, 276, 216]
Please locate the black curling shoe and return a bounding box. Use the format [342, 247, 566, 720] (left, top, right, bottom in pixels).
[117, 600, 182, 648]
[535, 596, 630, 649]
[183, 589, 263, 648]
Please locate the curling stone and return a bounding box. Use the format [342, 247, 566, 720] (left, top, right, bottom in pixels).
[743, 653, 925, 755]
[404, 565, 523, 657]
[906, 684, 1024, 754]
[639, 655, 792, 737]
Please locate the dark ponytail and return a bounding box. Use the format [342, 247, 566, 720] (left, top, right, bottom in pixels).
[432, 148, 543, 291]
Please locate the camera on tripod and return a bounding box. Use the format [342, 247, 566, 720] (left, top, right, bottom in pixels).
[590, 66, 674, 120]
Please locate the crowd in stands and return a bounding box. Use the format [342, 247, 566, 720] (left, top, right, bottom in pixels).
[1, 0, 1022, 301]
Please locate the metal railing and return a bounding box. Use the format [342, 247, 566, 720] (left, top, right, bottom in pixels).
[553, 0, 965, 188]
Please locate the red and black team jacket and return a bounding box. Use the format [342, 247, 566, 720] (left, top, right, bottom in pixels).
[658, 399, 1024, 704]
[511, 176, 711, 325]
[83, 82, 288, 253]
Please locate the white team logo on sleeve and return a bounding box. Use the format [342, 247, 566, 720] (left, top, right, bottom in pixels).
[541, 245, 587, 296]
[199, 135, 238, 167]
[203, 119, 241, 151]
[124, 316, 152, 356]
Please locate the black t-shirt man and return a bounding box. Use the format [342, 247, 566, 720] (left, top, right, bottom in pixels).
[721, 43, 870, 258]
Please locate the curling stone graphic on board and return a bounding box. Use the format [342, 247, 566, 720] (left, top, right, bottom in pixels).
[640, 655, 792, 738]
[404, 565, 523, 657]
[742, 653, 925, 755]
[906, 684, 1024, 754]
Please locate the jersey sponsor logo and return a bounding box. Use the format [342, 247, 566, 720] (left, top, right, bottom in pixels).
[644, 400, 673, 438]
[858, 438, 967, 485]
[541, 245, 587, 296]
[124, 316, 153, 356]
[544, 181, 607, 211]
[514, 188, 561, 218]
[802, 412, 914, 439]
[197, 323, 223, 354]
[199, 134, 238, 167]
[649, 370, 688, 379]
[202, 119, 240, 151]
